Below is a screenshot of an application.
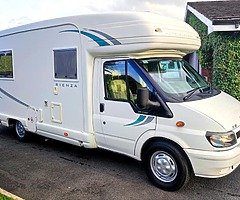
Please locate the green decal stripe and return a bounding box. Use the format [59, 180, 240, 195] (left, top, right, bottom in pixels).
[124, 115, 146, 126]
[89, 29, 121, 45]
[80, 31, 110, 46]
[135, 116, 155, 126]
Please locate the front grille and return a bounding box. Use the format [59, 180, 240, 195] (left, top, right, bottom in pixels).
[237, 131, 240, 139]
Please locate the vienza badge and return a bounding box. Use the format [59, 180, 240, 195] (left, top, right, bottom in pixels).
[55, 83, 78, 88]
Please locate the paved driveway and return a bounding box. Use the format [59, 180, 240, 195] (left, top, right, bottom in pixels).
[0, 126, 239, 200]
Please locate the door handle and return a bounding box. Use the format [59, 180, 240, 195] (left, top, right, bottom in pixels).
[100, 103, 105, 112]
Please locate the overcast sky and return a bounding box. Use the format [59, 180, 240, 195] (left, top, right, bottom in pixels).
[0, 0, 215, 30]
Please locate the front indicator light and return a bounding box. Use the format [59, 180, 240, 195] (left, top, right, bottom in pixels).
[206, 131, 237, 148]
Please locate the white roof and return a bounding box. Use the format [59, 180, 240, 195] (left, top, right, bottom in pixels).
[0, 12, 201, 55]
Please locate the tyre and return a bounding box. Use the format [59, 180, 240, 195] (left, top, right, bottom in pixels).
[15, 121, 28, 141]
[142, 141, 191, 191]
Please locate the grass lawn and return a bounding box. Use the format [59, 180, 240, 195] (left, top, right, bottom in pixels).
[0, 193, 13, 200]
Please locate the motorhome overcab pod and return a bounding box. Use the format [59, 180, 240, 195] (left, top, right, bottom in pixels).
[0, 12, 239, 191]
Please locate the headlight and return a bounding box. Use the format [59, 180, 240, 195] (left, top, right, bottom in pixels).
[206, 131, 237, 148]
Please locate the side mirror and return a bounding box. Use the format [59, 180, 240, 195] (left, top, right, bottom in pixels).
[137, 87, 149, 109]
[137, 87, 161, 109]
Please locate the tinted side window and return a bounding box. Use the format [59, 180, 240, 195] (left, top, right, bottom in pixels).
[0, 50, 13, 78]
[54, 48, 77, 79]
[104, 61, 127, 100]
[104, 60, 153, 106]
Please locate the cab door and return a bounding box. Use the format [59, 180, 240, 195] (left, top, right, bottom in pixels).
[94, 58, 157, 156]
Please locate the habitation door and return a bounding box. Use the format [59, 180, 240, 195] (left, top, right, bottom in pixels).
[94, 58, 156, 156]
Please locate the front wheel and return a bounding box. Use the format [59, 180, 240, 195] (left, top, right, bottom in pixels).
[143, 141, 191, 191]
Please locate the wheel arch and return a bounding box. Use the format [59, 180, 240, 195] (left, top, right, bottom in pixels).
[8, 118, 17, 126]
[137, 136, 193, 174]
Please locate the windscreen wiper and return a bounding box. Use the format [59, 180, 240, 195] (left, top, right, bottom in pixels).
[183, 86, 207, 101]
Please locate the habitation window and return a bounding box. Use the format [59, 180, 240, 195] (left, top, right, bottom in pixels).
[54, 48, 77, 79]
[0, 50, 13, 78]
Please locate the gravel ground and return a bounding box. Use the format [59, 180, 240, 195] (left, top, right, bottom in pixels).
[0, 126, 239, 200]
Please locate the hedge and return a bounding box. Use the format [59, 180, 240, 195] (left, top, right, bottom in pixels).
[186, 12, 240, 100]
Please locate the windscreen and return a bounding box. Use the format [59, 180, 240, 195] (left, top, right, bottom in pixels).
[136, 58, 212, 101]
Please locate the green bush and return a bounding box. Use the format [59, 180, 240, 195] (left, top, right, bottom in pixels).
[0, 193, 13, 200]
[212, 33, 240, 100]
[186, 12, 240, 100]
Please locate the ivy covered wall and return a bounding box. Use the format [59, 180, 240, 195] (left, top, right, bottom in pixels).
[186, 11, 240, 100]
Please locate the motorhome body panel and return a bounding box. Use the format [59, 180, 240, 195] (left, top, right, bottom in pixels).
[0, 23, 90, 144]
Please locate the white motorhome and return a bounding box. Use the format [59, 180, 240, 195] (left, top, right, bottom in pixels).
[0, 12, 239, 191]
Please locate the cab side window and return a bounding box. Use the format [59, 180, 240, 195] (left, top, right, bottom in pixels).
[104, 61, 128, 101]
[104, 60, 154, 108]
[103, 59, 168, 117]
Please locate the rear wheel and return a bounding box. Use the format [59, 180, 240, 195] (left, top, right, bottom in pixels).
[143, 141, 191, 191]
[15, 121, 28, 141]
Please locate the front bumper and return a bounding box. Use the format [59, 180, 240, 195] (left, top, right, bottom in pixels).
[185, 143, 240, 178]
